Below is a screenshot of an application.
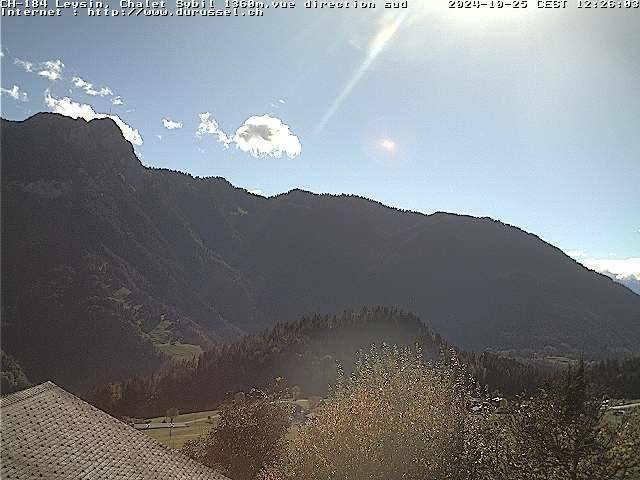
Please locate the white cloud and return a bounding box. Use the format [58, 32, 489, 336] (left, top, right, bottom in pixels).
[582, 258, 640, 295]
[196, 112, 233, 145]
[162, 118, 183, 130]
[157, 134, 163, 140]
[196, 113, 301, 159]
[278, 99, 285, 104]
[38, 59, 64, 81]
[71, 76, 113, 97]
[248, 189, 264, 196]
[235, 115, 301, 158]
[44, 91, 143, 146]
[581, 258, 640, 281]
[1, 85, 28, 102]
[0, 51, 4, 58]
[14, 58, 34, 72]
[565, 248, 640, 280]
[112, 96, 124, 105]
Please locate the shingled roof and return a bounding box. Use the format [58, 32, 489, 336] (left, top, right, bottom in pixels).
[1, 381, 230, 480]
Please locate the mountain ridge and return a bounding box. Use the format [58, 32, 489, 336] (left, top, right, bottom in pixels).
[2, 113, 639, 391]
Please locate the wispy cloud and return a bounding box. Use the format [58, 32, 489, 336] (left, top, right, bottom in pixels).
[566, 250, 588, 259]
[1, 85, 28, 102]
[44, 91, 143, 146]
[162, 118, 183, 130]
[196, 113, 233, 145]
[71, 76, 113, 97]
[14, 55, 127, 111]
[38, 59, 64, 81]
[14, 58, 34, 72]
[248, 189, 264, 196]
[270, 98, 286, 109]
[14, 57, 64, 80]
[196, 113, 301, 159]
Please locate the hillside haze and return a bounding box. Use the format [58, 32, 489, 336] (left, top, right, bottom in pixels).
[2, 113, 639, 390]
[90, 307, 548, 418]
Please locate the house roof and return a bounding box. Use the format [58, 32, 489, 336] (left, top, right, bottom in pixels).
[1, 382, 229, 480]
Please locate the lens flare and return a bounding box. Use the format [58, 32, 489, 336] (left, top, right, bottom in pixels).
[315, 11, 410, 134]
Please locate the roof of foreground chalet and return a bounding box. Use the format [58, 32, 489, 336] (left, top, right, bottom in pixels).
[1, 381, 229, 480]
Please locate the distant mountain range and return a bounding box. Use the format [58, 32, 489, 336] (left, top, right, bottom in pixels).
[604, 273, 640, 296]
[2, 113, 639, 391]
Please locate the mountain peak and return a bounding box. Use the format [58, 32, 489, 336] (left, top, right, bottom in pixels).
[4, 113, 136, 156]
[2, 113, 141, 183]
[13, 112, 123, 134]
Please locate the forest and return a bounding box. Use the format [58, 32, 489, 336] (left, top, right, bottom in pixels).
[181, 345, 640, 480]
[88, 307, 637, 420]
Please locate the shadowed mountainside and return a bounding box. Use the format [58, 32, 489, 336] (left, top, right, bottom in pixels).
[2, 113, 639, 391]
[90, 307, 549, 418]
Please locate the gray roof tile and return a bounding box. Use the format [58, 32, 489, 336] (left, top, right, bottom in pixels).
[1, 382, 230, 480]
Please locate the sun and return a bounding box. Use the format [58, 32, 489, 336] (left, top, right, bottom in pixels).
[380, 138, 396, 152]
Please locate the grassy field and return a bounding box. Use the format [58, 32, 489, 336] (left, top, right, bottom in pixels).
[141, 409, 220, 450]
[147, 317, 203, 363]
[141, 399, 315, 450]
[148, 409, 219, 424]
[156, 343, 203, 362]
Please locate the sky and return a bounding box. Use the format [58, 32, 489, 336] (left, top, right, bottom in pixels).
[1, 4, 638, 282]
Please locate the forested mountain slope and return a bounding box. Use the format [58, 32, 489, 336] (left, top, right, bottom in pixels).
[90, 307, 548, 418]
[2, 113, 639, 390]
